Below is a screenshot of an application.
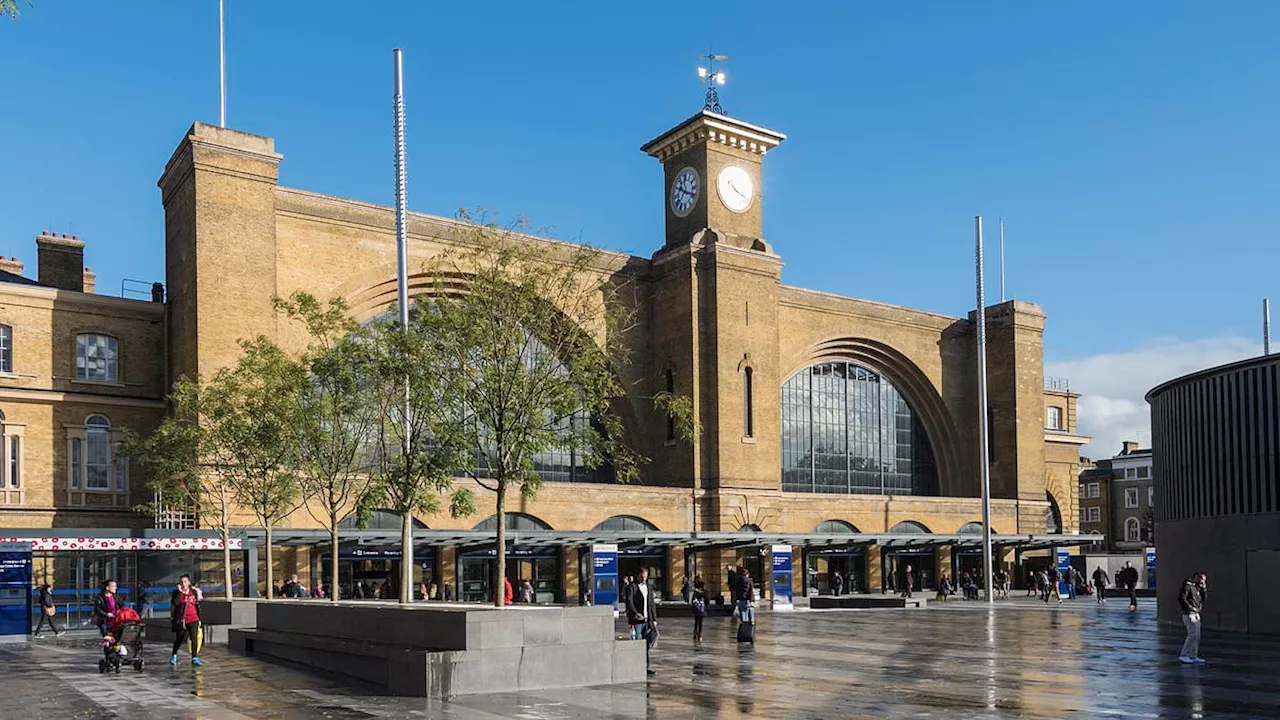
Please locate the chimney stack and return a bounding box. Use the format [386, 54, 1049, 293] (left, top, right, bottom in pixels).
[82, 266, 96, 294]
[1121, 440, 1140, 455]
[35, 232, 86, 292]
[0, 257, 23, 277]
[150, 282, 165, 303]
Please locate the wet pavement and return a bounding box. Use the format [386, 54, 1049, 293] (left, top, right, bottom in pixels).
[1, 596, 1276, 719]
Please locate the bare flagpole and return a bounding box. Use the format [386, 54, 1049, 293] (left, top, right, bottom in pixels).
[392, 48, 414, 603]
[999, 218, 1006, 303]
[1265, 298, 1272, 356]
[219, 0, 226, 127]
[975, 216, 994, 605]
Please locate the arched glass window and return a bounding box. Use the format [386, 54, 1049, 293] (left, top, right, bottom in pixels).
[739, 524, 761, 532]
[339, 509, 427, 531]
[473, 513, 552, 531]
[85, 414, 113, 490]
[1124, 517, 1140, 542]
[958, 522, 984, 535]
[815, 520, 858, 533]
[781, 361, 938, 496]
[888, 521, 930, 534]
[592, 515, 657, 532]
[1046, 492, 1062, 534]
[76, 334, 119, 382]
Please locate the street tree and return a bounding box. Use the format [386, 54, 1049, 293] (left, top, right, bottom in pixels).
[207, 337, 308, 600]
[123, 377, 238, 599]
[363, 303, 476, 604]
[274, 292, 380, 602]
[433, 212, 696, 607]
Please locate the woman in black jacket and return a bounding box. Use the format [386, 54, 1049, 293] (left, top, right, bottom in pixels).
[33, 583, 65, 637]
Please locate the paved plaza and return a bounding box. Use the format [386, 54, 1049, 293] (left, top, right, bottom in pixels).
[1, 597, 1276, 719]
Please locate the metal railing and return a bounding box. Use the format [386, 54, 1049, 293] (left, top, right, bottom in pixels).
[1044, 376, 1070, 392]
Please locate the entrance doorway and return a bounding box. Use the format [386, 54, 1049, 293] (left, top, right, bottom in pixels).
[883, 551, 933, 593]
[459, 550, 559, 604]
[806, 550, 865, 595]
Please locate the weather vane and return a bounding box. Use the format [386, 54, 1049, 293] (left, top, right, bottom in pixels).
[698, 51, 727, 114]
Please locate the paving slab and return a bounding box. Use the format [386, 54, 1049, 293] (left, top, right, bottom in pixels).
[2, 597, 1277, 718]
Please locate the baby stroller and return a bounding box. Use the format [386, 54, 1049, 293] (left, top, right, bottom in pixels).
[99, 606, 145, 673]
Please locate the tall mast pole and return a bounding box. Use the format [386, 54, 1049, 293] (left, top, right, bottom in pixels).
[219, 0, 226, 128]
[1265, 298, 1272, 356]
[392, 47, 413, 603]
[975, 216, 994, 605]
[999, 218, 1006, 303]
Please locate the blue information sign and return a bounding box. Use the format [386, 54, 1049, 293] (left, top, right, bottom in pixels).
[1056, 548, 1072, 595]
[0, 541, 32, 637]
[771, 544, 793, 608]
[1146, 547, 1156, 590]
[592, 544, 619, 612]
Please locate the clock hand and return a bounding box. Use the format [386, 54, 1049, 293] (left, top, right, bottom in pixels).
[728, 180, 747, 199]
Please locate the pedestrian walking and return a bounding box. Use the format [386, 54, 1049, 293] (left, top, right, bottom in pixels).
[995, 569, 1010, 599]
[32, 583, 66, 637]
[1066, 567, 1078, 600]
[623, 567, 659, 675]
[900, 565, 914, 599]
[681, 577, 690, 604]
[1025, 569, 1037, 597]
[92, 580, 119, 636]
[691, 576, 708, 644]
[1048, 567, 1063, 604]
[936, 573, 951, 601]
[737, 567, 757, 624]
[169, 574, 204, 667]
[1178, 572, 1208, 664]
[1119, 561, 1140, 611]
[1037, 570, 1050, 603]
[832, 570, 844, 597]
[520, 579, 535, 604]
[139, 590, 155, 619]
[726, 565, 739, 607]
[1092, 566, 1109, 604]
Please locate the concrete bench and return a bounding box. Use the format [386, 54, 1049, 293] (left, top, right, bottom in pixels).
[229, 601, 644, 697]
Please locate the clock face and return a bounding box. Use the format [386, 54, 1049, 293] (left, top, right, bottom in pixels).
[717, 165, 754, 213]
[670, 167, 699, 217]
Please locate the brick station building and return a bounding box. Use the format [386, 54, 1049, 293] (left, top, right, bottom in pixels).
[0, 108, 1090, 614]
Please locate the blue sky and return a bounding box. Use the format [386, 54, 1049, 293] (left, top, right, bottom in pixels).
[2, 2, 1276, 455]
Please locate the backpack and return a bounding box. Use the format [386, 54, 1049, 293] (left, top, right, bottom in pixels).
[691, 595, 706, 615]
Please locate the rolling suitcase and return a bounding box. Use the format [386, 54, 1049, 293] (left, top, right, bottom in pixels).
[736, 620, 755, 644]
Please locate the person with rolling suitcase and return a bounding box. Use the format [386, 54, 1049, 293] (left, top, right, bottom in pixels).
[736, 568, 756, 644]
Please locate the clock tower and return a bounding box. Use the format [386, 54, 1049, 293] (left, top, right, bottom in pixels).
[641, 110, 785, 250]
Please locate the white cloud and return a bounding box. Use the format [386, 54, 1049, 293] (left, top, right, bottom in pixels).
[1045, 336, 1259, 461]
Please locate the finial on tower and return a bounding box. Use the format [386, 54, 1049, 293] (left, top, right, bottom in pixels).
[697, 51, 728, 114]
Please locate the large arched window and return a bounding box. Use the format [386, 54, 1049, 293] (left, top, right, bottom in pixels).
[958, 522, 984, 535]
[365, 311, 612, 485]
[592, 515, 658, 532]
[815, 520, 858, 534]
[1046, 492, 1063, 534]
[473, 513, 552, 531]
[888, 521, 930, 534]
[781, 360, 938, 496]
[339, 509, 427, 531]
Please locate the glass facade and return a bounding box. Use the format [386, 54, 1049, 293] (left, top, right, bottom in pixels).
[781, 361, 938, 496]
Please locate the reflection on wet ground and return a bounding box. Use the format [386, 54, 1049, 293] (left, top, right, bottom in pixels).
[1, 597, 1276, 718]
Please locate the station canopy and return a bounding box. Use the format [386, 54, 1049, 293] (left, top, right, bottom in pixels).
[245, 528, 1103, 553]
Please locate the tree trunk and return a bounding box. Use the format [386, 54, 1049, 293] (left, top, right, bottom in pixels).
[401, 510, 413, 603]
[265, 525, 274, 599]
[222, 531, 233, 599]
[495, 482, 506, 607]
[330, 520, 340, 603]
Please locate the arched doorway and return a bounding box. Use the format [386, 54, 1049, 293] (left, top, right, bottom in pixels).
[462, 513, 557, 603]
[808, 520, 865, 596]
[323, 510, 431, 600]
[592, 516, 664, 595]
[884, 521, 933, 593]
[952, 522, 988, 584]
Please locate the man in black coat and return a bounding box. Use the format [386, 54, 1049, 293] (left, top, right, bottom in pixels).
[623, 567, 659, 675]
[1178, 572, 1208, 664]
[1118, 561, 1140, 611]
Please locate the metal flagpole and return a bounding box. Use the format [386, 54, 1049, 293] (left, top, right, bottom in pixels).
[219, 0, 226, 128]
[1265, 298, 1272, 356]
[975, 216, 994, 604]
[999, 218, 1006, 303]
[392, 48, 413, 603]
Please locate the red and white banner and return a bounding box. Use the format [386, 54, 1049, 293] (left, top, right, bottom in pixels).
[0, 536, 242, 551]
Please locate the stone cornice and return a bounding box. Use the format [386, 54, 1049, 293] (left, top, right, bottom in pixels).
[0, 281, 164, 317]
[641, 111, 786, 162]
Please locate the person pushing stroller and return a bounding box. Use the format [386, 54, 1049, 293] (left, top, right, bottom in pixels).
[99, 604, 144, 673]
